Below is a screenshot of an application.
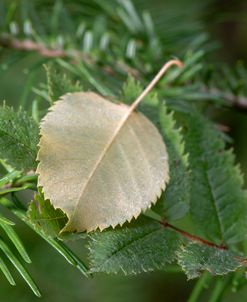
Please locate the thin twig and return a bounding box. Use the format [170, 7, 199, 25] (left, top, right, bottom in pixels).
[0, 33, 139, 77]
[1, 34, 247, 112]
[203, 87, 247, 112]
[160, 220, 247, 267]
[160, 220, 227, 250]
[0, 33, 93, 62]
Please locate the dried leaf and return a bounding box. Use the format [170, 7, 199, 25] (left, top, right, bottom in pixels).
[37, 92, 169, 232]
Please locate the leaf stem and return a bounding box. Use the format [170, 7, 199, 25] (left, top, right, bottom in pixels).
[208, 276, 231, 302]
[131, 59, 183, 110]
[187, 272, 212, 302]
[160, 221, 227, 250]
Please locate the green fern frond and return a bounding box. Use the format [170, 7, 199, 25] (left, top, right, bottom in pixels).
[0, 105, 39, 171]
[159, 103, 190, 220]
[44, 63, 83, 104]
[183, 109, 247, 245]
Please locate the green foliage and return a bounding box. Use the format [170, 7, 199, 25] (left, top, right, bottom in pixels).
[44, 63, 83, 104]
[177, 243, 241, 279]
[0, 198, 40, 296]
[159, 103, 190, 220]
[0, 0, 247, 300]
[0, 237, 41, 297]
[183, 110, 247, 245]
[0, 213, 31, 263]
[121, 76, 143, 105]
[16, 207, 89, 278]
[27, 192, 67, 238]
[0, 256, 16, 286]
[0, 105, 39, 171]
[89, 217, 181, 274]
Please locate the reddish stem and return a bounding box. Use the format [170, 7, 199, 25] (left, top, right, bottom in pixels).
[160, 220, 227, 250]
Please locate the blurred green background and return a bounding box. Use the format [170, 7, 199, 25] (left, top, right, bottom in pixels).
[0, 0, 247, 301]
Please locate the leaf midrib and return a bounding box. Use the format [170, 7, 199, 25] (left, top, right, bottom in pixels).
[0, 128, 36, 162]
[68, 101, 135, 224]
[91, 226, 163, 271]
[193, 129, 224, 242]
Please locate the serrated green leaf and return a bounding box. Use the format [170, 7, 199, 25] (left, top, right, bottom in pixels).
[44, 63, 83, 103]
[1, 195, 88, 277]
[177, 243, 241, 279]
[159, 103, 190, 220]
[88, 217, 181, 274]
[0, 105, 39, 171]
[184, 110, 247, 244]
[27, 192, 67, 238]
[121, 76, 142, 105]
[14, 208, 89, 278]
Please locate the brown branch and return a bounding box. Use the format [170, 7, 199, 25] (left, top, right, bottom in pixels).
[239, 258, 247, 266]
[202, 87, 247, 113]
[0, 33, 93, 62]
[1, 33, 247, 111]
[160, 220, 247, 267]
[0, 33, 139, 77]
[160, 220, 227, 250]
[2, 33, 247, 110]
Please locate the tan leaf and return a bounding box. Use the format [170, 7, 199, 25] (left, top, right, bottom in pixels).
[37, 60, 183, 232]
[37, 92, 169, 232]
